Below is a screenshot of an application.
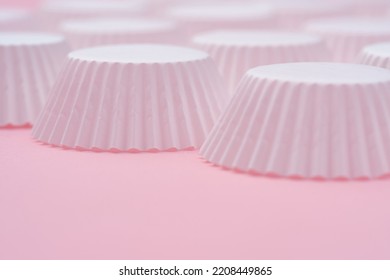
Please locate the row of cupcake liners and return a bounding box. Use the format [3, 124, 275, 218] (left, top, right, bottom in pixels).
[4, 0, 390, 34]
[3, 0, 390, 180]
[6, 14, 390, 66]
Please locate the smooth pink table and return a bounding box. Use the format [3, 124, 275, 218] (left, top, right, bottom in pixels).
[1, 128, 389, 259]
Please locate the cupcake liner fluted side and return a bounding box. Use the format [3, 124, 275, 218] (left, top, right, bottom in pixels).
[200, 72, 390, 179]
[32, 56, 227, 151]
[0, 41, 69, 127]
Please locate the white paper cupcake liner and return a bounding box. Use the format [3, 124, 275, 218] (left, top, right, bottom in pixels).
[193, 30, 330, 95]
[32, 44, 227, 152]
[200, 62, 390, 180]
[306, 17, 390, 62]
[166, 3, 275, 39]
[61, 17, 181, 49]
[0, 32, 70, 127]
[358, 42, 390, 69]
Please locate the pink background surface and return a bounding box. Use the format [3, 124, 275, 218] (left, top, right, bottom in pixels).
[1, 129, 390, 260]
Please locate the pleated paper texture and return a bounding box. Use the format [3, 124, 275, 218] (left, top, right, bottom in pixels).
[193, 30, 330, 95]
[0, 32, 70, 127]
[359, 42, 390, 69]
[200, 62, 390, 180]
[61, 18, 180, 49]
[306, 17, 390, 62]
[32, 44, 227, 152]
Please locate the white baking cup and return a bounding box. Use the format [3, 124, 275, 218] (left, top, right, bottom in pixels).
[306, 17, 390, 62]
[61, 17, 180, 49]
[166, 3, 275, 38]
[32, 44, 227, 152]
[359, 42, 390, 69]
[200, 62, 390, 180]
[261, 0, 351, 29]
[0, 32, 70, 127]
[40, 0, 147, 28]
[0, 8, 36, 31]
[193, 30, 330, 95]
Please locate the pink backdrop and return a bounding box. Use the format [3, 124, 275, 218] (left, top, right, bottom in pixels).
[1, 129, 390, 260]
[1, 0, 390, 260]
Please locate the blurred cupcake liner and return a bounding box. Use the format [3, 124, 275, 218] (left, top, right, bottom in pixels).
[39, 0, 147, 31]
[165, 3, 275, 40]
[350, 0, 390, 16]
[0, 32, 70, 127]
[193, 29, 330, 95]
[0, 8, 37, 31]
[61, 17, 182, 49]
[358, 42, 390, 69]
[200, 62, 390, 180]
[32, 44, 227, 152]
[264, 0, 352, 29]
[306, 17, 390, 62]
